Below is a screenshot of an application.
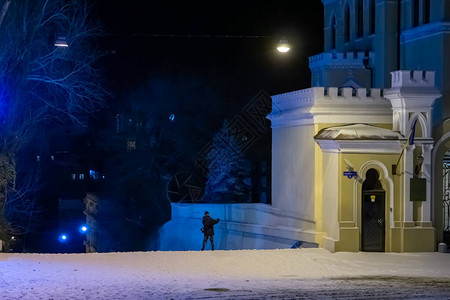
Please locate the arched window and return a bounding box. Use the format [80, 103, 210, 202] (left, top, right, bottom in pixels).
[331, 14, 337, 49]
[423, 0, 430, 24]
[345, 3, 351, 42]
[357, 0, 363, 38]
[413, 0, 419, 27]
[369, 0, 375, 34]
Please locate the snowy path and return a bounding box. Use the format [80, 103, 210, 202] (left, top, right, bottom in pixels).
[0, 248, 449, 299]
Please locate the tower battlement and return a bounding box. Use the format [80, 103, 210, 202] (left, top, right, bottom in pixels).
[309, 51, 372, 67]
[272, 86, 387, 113]
[324, 87, 383, 100]
[390, 70, 435, 87]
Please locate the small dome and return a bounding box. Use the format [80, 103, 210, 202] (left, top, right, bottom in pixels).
[314, 124, 403, 140]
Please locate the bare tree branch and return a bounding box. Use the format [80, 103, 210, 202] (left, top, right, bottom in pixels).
[0, 0, 107, 244]
[0, 0, 11, 27]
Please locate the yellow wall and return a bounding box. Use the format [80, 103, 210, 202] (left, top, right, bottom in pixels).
[317, 149, 436, 252]
[340, 153, 399, 252]
[313, 122, 436, 252]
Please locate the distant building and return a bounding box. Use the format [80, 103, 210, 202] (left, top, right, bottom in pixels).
[84, 192, 125, 253]
[39, 123, 105, 253]
[84, 193, 100, 253]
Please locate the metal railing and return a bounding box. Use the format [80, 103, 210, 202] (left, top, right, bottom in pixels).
[442, 162, 450, 231]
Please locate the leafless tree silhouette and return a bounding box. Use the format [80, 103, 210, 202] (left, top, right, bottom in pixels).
[0, 0, 106, 247]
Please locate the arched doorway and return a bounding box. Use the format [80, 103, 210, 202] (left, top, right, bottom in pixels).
[361, 168, 385, 252]
[433, 127, 450, 247]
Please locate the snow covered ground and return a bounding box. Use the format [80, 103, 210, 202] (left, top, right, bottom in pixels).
[0, 248, 449, 299]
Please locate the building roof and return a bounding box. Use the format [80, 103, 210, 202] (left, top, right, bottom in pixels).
[314, 124, 403, 140]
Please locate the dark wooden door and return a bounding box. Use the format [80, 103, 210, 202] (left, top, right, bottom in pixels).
[362, 191, 385, 252]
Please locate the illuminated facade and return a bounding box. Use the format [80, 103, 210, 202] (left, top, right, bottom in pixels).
[269, 0, 450, 252]
[159, 0, 450, 252]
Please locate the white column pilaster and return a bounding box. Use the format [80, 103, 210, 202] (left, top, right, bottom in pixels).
[421, 144, 433, 222]
[403, 145, 414, 223]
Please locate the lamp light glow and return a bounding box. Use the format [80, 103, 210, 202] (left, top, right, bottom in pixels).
[58, 233, 68, 243]
[54, 36, 68, 47]
[277, 39, 290, 53]
[79, 225, 88, 233]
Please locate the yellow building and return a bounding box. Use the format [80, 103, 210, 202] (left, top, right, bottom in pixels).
[159, 1, 450, 252]
[269, 71, 441, 252]
[266, 0, 450, 253]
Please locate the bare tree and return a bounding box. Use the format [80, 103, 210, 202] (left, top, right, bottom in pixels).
[0, 0, 106, 247]
[4, 163, 44, 235]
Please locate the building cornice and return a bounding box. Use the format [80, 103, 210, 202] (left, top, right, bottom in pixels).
[269, 86, 391, 128]
[309, 51, 374, 70]
[401, 22, 450, 43]
[315, 139, 405, 154]
[321, 0, 335, 5]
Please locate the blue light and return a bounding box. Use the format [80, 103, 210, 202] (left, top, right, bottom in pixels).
[58, 234, 68, 243]
[169, 114, 175, 122]
[89, 170, 98, 180]
[79, 225, 88, 233]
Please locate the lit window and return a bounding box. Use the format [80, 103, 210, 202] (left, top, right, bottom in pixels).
[89, 170, 98, 180]
[79, 174, 84, 180]
[127, 138, 136, 151]
[71, 174, 76, 180]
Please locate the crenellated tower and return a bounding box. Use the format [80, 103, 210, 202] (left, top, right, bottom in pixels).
[385, 70, 440, 139]
[385, 70, 441, 230]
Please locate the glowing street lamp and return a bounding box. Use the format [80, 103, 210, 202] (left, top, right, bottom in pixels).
[79, 225, 88, 233]
[58, 233, 68, 243]
[54, 36, 68, 47]
[277, 38, 290, 53]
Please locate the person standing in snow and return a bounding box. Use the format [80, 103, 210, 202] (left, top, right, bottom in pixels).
[201, 211, 220, 251]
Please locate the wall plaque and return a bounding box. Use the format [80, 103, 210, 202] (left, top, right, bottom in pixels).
[410, 178, 426, 201]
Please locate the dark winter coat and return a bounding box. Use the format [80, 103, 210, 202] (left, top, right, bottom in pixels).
[202, 214, 219, 236]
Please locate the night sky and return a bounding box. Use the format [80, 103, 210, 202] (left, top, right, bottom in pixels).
[92, 1, 324, 106]
[11, 1, 325, 253]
